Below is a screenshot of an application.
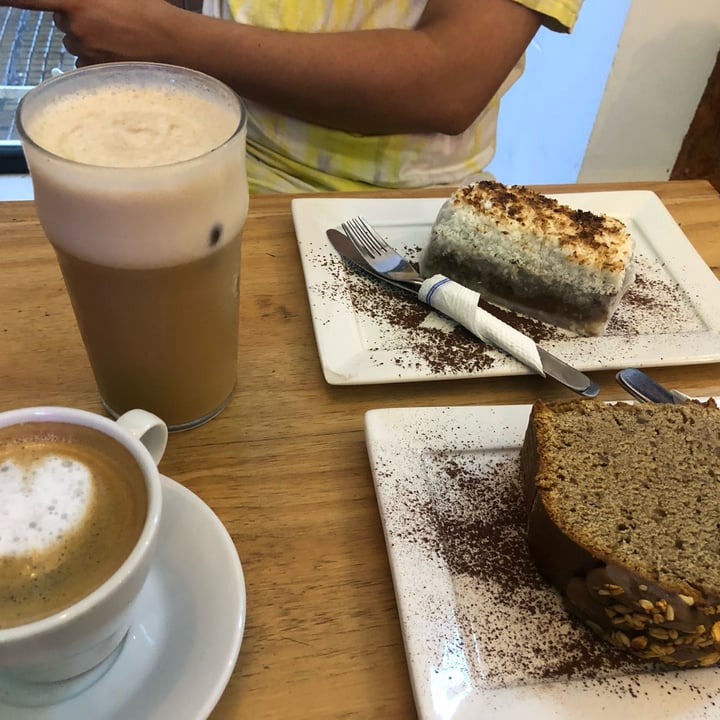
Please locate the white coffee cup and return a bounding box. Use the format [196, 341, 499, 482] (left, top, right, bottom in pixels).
[0, 406, 167, 706]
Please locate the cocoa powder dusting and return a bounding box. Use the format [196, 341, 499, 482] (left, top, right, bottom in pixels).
[456, 181, 629, 269]
[325, 255, 498, 375]
[607, 266, 693, 335]
[310, 242, 700, 378]
[378, 445, 719, 703]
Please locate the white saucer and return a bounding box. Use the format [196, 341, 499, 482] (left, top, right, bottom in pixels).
[0, 475, 246, 719]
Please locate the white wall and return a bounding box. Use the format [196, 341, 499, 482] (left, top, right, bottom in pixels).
[579, 0, 720, 182]
[487, 0, 631, 185]
[488, 0, 720, 187]
[0, 174, 33, 199]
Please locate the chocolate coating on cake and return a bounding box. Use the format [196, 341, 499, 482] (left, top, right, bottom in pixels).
[521, 398, 720, 668]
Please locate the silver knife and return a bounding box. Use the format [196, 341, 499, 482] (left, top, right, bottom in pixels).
[326, 228, 600, 398]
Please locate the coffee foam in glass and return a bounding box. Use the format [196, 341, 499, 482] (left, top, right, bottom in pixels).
[18, 64, 248, 269]
[17, 63, 249, 429]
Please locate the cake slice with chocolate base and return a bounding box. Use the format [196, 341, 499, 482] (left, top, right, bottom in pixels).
[520, 398, 720, 668]
[420, 181, 635, 336]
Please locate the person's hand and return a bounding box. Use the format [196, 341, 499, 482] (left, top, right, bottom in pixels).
[1, 0, 184, 66]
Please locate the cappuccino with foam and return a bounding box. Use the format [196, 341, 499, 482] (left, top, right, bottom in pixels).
[0, 422, 147, 629]
[17, 63, 249, 430]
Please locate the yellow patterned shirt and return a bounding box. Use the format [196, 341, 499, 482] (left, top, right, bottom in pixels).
[204, 0, 583, 193]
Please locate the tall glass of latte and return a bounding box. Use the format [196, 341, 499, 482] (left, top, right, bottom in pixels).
[16, 63, 248, 431]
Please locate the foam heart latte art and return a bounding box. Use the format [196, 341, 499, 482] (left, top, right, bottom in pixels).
[0, 455, 93, 558]
[0, 422, 148, 629]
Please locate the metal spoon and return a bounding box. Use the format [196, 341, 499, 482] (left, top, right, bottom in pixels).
[615, 368, 690, 404]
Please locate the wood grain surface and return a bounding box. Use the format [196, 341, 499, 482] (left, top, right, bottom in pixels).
[0, 180, 719, 719]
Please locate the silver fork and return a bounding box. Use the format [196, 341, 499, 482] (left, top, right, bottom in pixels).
[341, 217, 423, 284]
[338, 216, 600, 398]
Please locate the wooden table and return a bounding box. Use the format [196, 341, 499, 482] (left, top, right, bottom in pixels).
[1, 180, 719, 719]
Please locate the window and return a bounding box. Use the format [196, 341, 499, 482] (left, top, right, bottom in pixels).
[0, 9, 75, 173]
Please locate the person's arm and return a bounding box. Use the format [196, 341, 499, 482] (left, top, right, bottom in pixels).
[6, 0, 541, 135]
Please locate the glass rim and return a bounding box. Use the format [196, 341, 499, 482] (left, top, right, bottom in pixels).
[15, 61, 247, 171]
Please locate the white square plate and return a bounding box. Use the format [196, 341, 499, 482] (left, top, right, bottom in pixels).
[364, 403, 720, 720]
[291, 191, 720, 385]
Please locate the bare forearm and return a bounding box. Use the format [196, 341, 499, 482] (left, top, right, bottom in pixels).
[169, 22, 460, 134]
[0, 0, 541, 136]
[165, 0, 540, 135]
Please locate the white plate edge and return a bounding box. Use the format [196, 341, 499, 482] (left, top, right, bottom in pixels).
[160, 475, 247, 719]
[364, 403, 720, 720]
[292, 192, 720, 385]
